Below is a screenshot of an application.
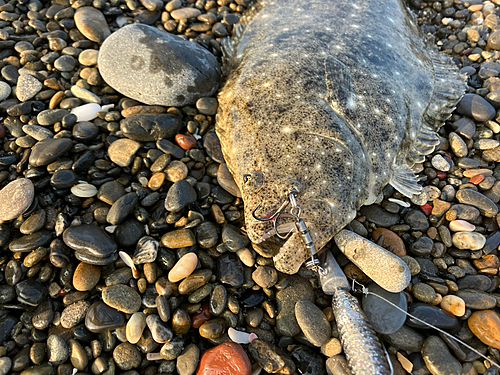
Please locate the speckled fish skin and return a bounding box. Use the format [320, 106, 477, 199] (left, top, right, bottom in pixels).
[216, 0, 465, 274]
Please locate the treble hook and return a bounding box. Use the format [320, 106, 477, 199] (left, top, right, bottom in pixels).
[251, 188, 299, 239]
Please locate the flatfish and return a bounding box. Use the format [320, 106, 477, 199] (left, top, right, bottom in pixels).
[216, 0, 466, 274]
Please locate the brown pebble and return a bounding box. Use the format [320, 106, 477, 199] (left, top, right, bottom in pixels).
[468, 310, 500, 349]
[372, 228, 406, 256]
[73, 262, 101, 291]
[121, 105, 166, 118]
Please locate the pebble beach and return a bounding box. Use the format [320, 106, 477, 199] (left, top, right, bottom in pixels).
[2, 0, 500, 374]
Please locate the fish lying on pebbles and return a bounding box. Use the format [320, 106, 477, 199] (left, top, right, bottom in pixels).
[1, 0, 500, 374]
[217, 0, 467, 275]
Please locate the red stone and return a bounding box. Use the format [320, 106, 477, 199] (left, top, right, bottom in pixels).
[435, 170, 447, 179]
[175, 134, 197, 150]
[196, 342, 251, 375]
[469, 174, 485, 185]
[192, 302, 212, 328]
[420, 203, 432, 216]
[58, 288, 67, 297]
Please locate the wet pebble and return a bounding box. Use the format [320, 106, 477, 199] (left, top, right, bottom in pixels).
[102, 284, 142, 313]
[197, 342, 251, 375]
[74, 6, 111, 43]
[164, 180, 197, 212]
[457, 93, 496, 122]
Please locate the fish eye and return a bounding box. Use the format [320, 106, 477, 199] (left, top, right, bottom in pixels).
[242, 171, 263, 192]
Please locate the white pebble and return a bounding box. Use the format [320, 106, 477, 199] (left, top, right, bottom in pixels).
[126, 312, 146, 344]
[431, 154, 451, 172]
[452, 232, 486, 250]
[105, 225, 117, 233]
[228, 327, 258, 344]
[168, 253, 198, 282]
[71, 183, 98, 197]
[0, 81, 11, 101]
[236, 247, 255, 267]
[119, 251, 140, 278]
[70, 103, 102, 122]
[440, 295, 465, 317]
[146, 353, 163, 361]
[449, 220, 475, 232]
[101, 104, 114, 112]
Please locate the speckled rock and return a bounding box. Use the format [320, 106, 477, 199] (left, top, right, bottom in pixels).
[0, 179, 34, 222]
[98, 24, 220, 106]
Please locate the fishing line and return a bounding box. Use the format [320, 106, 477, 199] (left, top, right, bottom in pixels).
[351, 280, 500, 371]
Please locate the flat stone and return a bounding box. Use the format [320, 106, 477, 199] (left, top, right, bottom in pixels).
[107, 192, 138, 225]
[362, 283, 407, 334]
[382, 325, 425, 352]
[177, 343, 200, 375]
[85, 301, 125, 332]
[98, 24, 220, 106]
[164, 180, 197, 212]
[108, 138, 140, 167]
[359, 205, 400, 227]
[9, 231, 51, 252]
[421, 336, 462, 375]
[457, 93, 496, 122]
[29, 138, 73, 167]
[456, 189, 498, 217]
[469, 310, 500, 349]
[16, 74, 42, 101]
[161, 229, 196, 249]
[0, 178, 34, 222]
[406, 303, 459, 330]
[217, 163, 241, 198]
[102, 284, 141, 313]
[0, 81, 11, 101]
[113, 343, 141, 371]
[197, 342, 251, 375]
[120, 113, 181, 141]
[15, 279, 47, 306]
[455, 289, 497, 310]
[74, 7, 110, 43]
[60, 300, 90, 329]
[371, 228, 406, 256]
[452, 231, 486, 250]
[295, 299, 331, 347]
[63, 224, 117, 259]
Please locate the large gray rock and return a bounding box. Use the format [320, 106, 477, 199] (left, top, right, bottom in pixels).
[98, 24, 220, 106]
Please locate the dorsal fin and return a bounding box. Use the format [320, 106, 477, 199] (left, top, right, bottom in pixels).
[390, 164, 422, 197]
[221, 0, 269, 75]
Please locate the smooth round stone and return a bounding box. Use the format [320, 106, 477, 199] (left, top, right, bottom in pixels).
[455, 289, 497, 310]
[22, 125, 53, 140]
[71, 183, 98, 198]
[19, 210, 46, 237]
[107, 192, 138, 225]
[47, 335, 69, 365]
[469, 310, 500, 349]
[161, 229, 196, 249]
[196, 97, 218, 115]
[102, 284, 141, 313]
[0, 178, 34, 221]
[449, 219, 475, 232]
[71, 103, 101, 122]
[164, 180, 197, 212]
[29, 138, 73, 167]
[68, 339, 88, 371]
[176, 343, 200, 375]
[456, 188, 498, 217]
[197, 342, 251, 375]
[217, 252, 244, 288]
[0, 81, 11, 101]
[449, 132, 468, 157]
[50, 169, 78, 189]
[16, 74, 42, 101]
[406, 303, 459, 330]
[421, 336, 462, 375]
[362, 283, 407, 334]
[75, 251, 117, 266]
[252, 266, 278, 289]
[73, 262, 101, 291]
[113, 342, 141, 371]
[457, 93, 496, 122]
[73, 121, 99, 140]
[0, 357, 12, 375]
[63, 224, 117, 259]
[199, 318, 226, 339]
[359, 205, 399, 227]
[126, 312, 146, 344]
[97, 180, 126, 204]
[108, 138, 140, 167]
[15, 279, 47, 306]
[32, 300, 54, 330]
[115, 218, 145, 247]
[85, 301, 125, 332]
[168, 252, 198, 282]
[74, 7, 110, 42]
[5, 259, 23, 286]
[9, 231, 51, 252]
[440, 295, 465, 317]
[457, 274, 492, 291]
[37, 109, 70, 125]
[178, 269, 212, 294]
[121, 113, 181, 141]
[60, 300, 90, 329]
[79, 49, 99, 65]
[452, 231, 486, 250]
[146, 314, 173, 343]
[295, 299, 331, 347]
[222, 224, 249, 252]
[381, 325, 425, 352]
[371, 228, 406, 256]
[54, 54, 76, 71]
[431, 154, 451, 171]
[0, 285, 15, 304]
[165, 160, 188, 182]
[412, 283, 437, 303]
[404, 209, 429, 231]
[98, 24, 220, 106]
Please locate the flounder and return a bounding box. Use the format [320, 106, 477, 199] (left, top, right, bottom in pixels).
[216, 0, 466, 274]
